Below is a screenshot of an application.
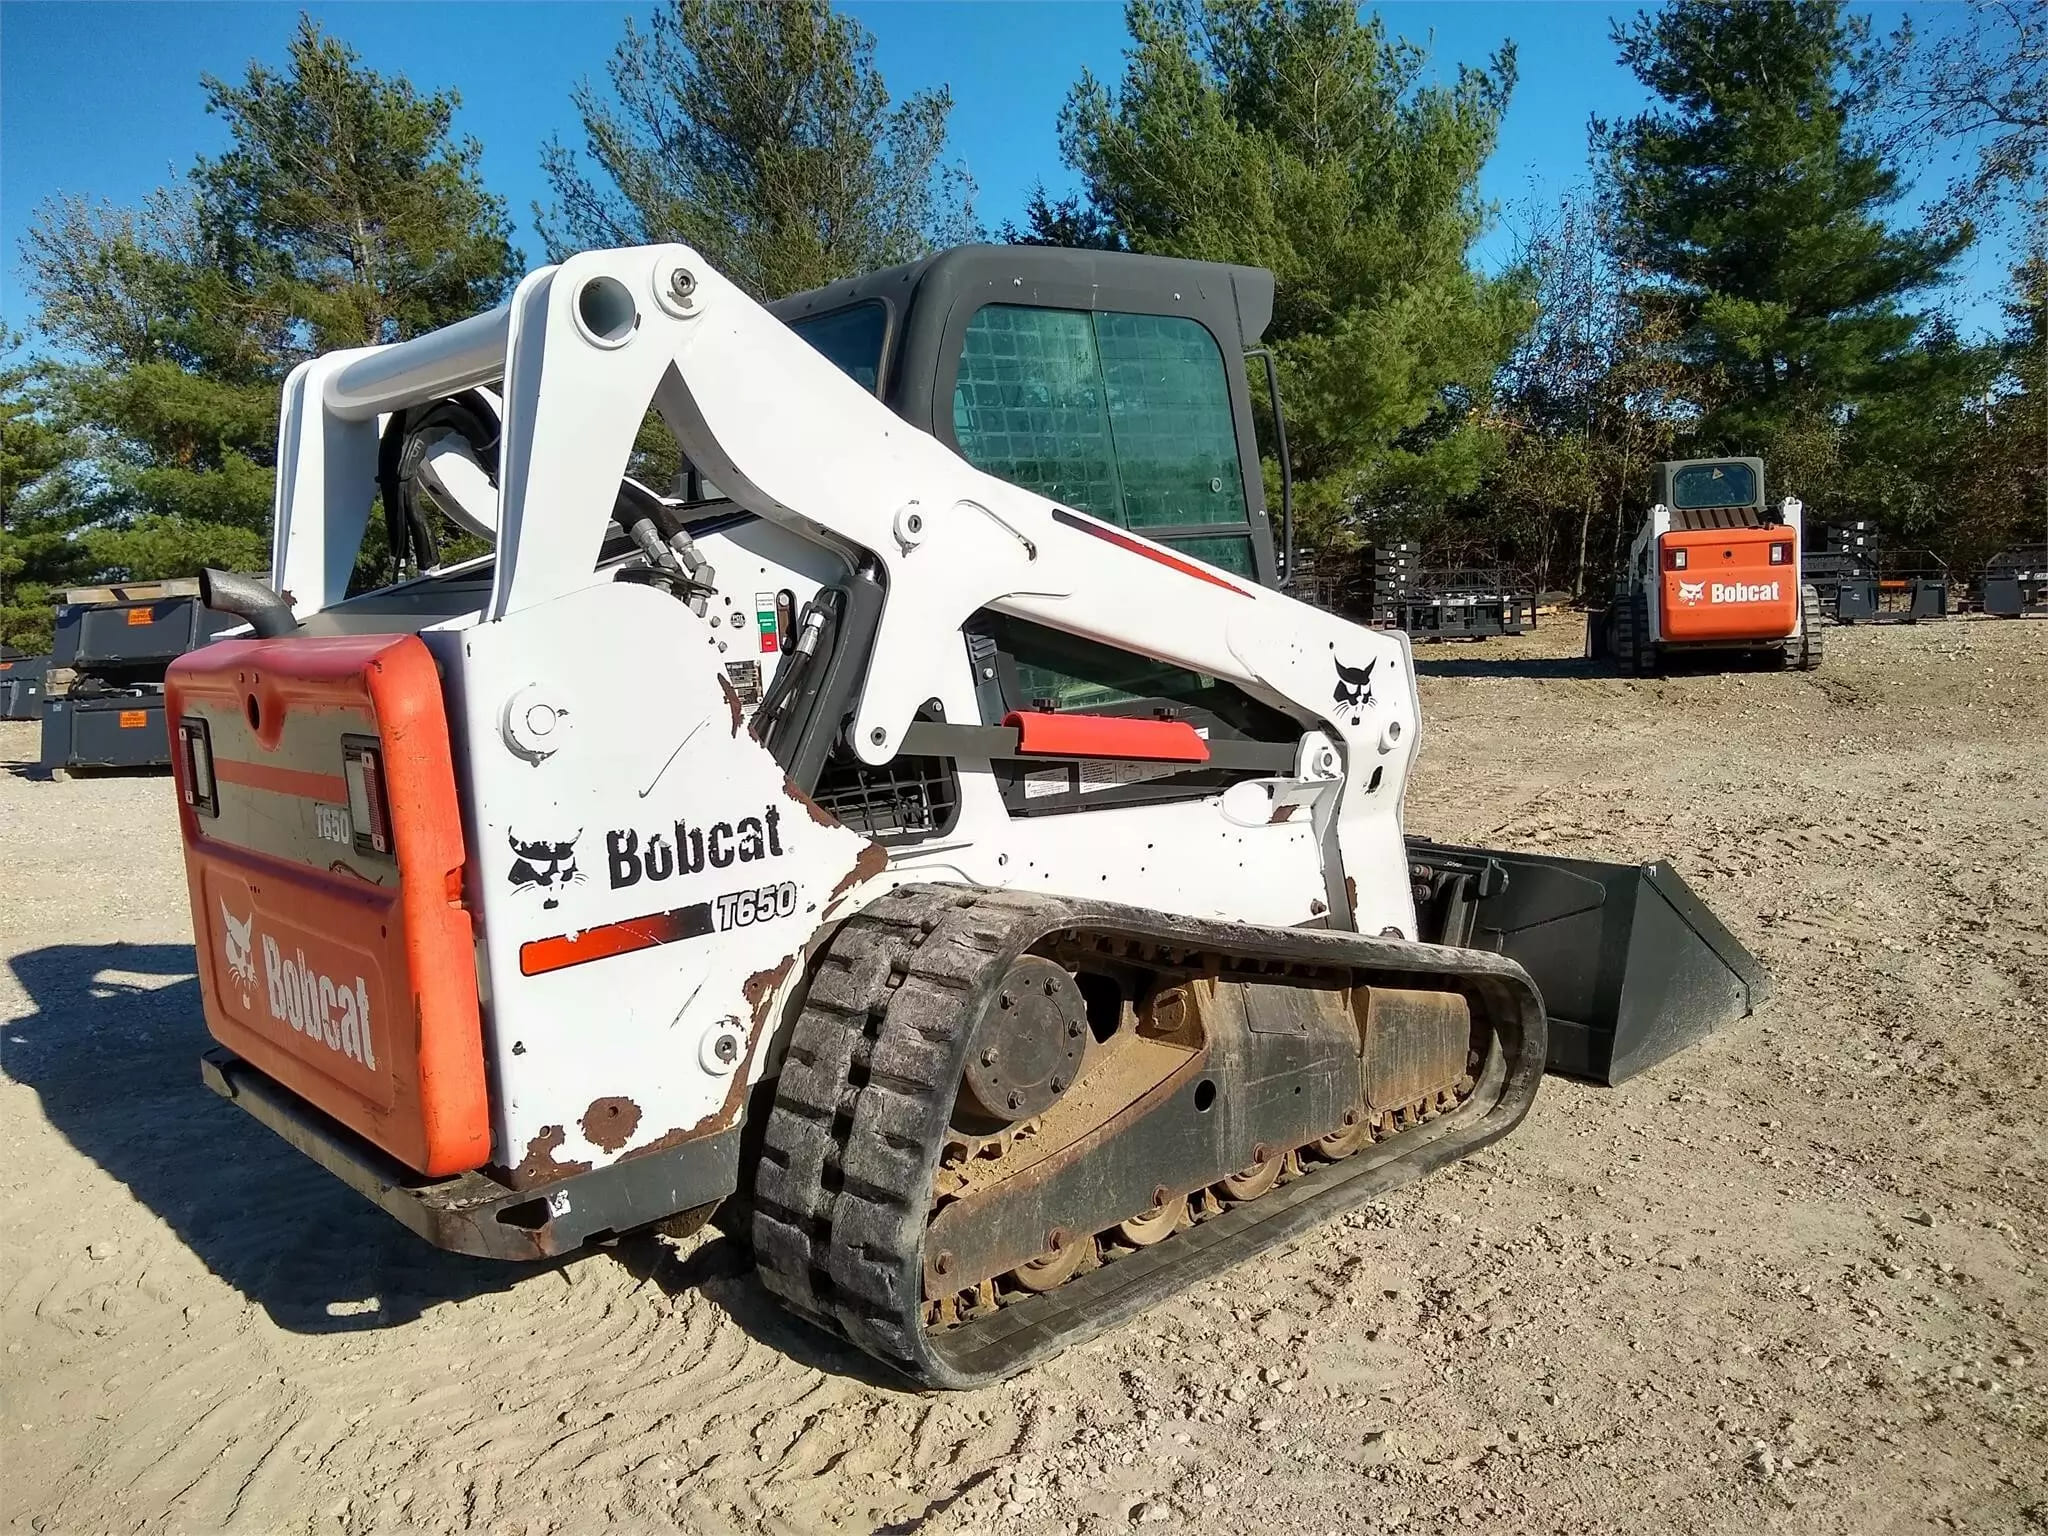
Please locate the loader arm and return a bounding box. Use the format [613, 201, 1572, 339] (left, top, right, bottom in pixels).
[269, 245, 1422, 938]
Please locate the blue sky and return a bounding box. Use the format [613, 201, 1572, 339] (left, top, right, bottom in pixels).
[0, 1, 2017, 341]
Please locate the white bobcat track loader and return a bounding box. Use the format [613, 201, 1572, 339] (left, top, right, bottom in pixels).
[169, 243, 1764, 1388]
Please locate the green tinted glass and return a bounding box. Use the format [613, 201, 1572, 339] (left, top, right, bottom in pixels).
[1670, 462, 1759, 510]
[790, 303, 887, 393]
[1167, 535, 1256, 578]
[953, 306, 1247, 535]
[1094, 312, 1247, 529]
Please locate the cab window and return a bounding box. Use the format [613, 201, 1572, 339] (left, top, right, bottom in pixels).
[951, 305, 1252, 576]
[1671, 462, 1758, 510]
[789, 303, 887, 394]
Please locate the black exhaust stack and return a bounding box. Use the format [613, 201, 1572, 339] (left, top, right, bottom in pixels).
[199, 568, 298, 639]
[1408, 838, 1769, 1085]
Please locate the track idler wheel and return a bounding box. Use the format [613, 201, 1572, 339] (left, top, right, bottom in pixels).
[1117, 1194, 1188, 1247]
[1314, 1109, 1373, 1161]
[1012, 1231, 1092, 1292]
[1219, 1149, 1284, 1201]
[958, 956, 1088, 1126]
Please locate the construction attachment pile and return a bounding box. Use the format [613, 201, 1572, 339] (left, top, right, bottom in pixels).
[39, 580, 234, 776]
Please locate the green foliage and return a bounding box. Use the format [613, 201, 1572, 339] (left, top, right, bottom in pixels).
[1, 339, 91, 651]
[199, 17, 522, 352]
[541, 0, 976, 299]
[10, 16, 520, 631]
[1060, 0, 1531, 549]
[1582, 0, 2023, 568]
[1001, 184, 1125, 250]
[1599, 0, 1974, 462]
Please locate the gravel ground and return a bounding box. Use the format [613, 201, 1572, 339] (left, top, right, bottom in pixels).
[3, 614, 2044, 1536]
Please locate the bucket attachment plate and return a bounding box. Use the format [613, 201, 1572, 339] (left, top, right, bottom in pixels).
[1408, 839, 1767, 1085]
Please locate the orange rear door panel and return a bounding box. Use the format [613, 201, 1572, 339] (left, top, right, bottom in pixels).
[1658, 527, 1798, 642]
[165, 634, 489, 1176]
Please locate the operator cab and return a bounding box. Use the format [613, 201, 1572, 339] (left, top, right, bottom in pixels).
[769, 245, 1288, 589]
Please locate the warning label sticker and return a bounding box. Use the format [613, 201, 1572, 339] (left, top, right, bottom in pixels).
[1023, 768, 1070, 801]
[723, 660, 763, 708]
[1079, 759, 1183, 794]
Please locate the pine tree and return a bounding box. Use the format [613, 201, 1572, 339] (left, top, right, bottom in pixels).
[1600, 0, 1974, 473]
[13, 20, 521, 620]
[540, 0, 975, 299]
[1060, 0, 1530, 551]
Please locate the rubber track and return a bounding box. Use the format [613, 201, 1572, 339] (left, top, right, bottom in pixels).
[752, 884, 1544, 1389]
[753, 886, 1052, 1378]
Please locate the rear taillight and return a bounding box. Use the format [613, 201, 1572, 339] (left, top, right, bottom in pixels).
[1770, 542, 1792, 565]
[177, 716, 218, 817]
[1665, 547, 1689, 571]
[342, 737, 393, 857]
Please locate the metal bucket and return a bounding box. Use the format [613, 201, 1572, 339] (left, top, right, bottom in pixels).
[1408, 839, 1768, 1085]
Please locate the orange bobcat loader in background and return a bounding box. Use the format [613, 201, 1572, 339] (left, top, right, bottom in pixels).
[1591, 457, 1824, 674]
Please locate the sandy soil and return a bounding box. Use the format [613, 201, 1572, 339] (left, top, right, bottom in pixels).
[4, 615, 2044, 1536]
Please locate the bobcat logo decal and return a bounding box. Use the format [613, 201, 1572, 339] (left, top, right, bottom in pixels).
[508, 830, 583, 910]
[1677, 579, 1706, 605]
[220, 899, 257, 1006]
[1333, 656, 1377, 723]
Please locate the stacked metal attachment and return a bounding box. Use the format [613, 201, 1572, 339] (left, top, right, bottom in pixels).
[1978, 545, 2048, 618]
[0, 654, 50, 720]
[1401, 566, 1538, 642]
[40, 580, 236, 775]
[1803, 518, 1878, 620]
[1364, 541, 1419, 626]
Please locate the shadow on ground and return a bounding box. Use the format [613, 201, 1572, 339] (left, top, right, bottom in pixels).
[1410, 652, 1602, 680]
[5, 940, 543, 1332]
[1412, 649, 1795, 681]
[607, 1224, 915, 1392]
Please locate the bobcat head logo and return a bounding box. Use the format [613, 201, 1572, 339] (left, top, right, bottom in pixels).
[220, 899, 256, 1005]
[508, 830, 582, 910]
[1677, 579, 1705, 605]
[1333, 656, 1376, 723]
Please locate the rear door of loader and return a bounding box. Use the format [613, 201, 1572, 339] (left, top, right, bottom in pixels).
[166, 633, 490, 1176]
[1659, 523, 1799, 642]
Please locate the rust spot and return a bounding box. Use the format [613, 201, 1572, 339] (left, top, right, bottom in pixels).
[580, 1096, 643, 1152]
[782, 774, 842, 829]
[1269, 803, 1299, 824]
[624, 966, 788, 1156]
[825, 840, 890, 908]
[744, 953, 798, 1028]
[509, 1125, 593, 1190]
[718, 674, 744, 736]
[1345, 877, 1358, 914]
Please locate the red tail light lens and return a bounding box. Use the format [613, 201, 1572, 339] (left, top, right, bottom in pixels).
[1665, 546, 1689, 571]
[342, 737, 393, 856]
[1770, 543, 1792, 565]
[177, 716, 218, 817]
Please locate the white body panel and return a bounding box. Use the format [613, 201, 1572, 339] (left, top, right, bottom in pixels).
[269, 244, 1425, 1176]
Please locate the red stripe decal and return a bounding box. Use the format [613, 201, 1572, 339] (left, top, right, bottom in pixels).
[1050, 508, 1251, 596]
[213, 757, 350, 802]
[1004, 711, 1210, 763]
[520, 900, 716, 977]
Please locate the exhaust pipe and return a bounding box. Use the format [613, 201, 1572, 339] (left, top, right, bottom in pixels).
[200, 568, 298, 639]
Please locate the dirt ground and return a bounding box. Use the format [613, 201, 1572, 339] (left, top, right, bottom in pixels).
[4, 614, 2044, 1536]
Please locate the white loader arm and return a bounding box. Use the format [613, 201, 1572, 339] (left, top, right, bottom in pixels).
[272, 245, 1420, 919]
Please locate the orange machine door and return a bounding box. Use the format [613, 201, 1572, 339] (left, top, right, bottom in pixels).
[164, 634, 489, 1176]
[1658, 527, 1799, 642]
